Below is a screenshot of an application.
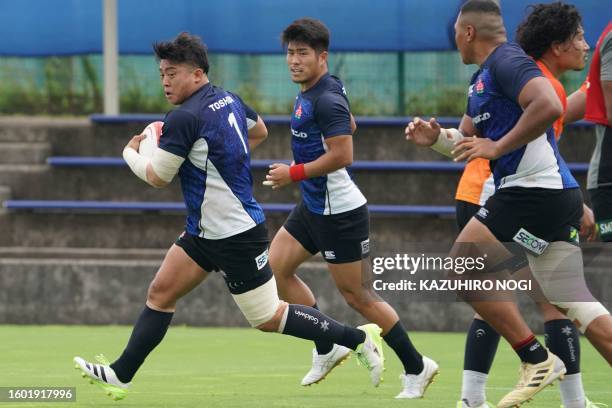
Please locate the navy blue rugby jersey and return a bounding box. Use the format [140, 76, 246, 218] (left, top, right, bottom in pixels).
[465, 42, 578, 190]
[158, 83, 264, 239]
[290, 73, 366, 215]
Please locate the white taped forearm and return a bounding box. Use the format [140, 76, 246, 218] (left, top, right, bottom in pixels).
[151, 148, 184, 183]
[431, 128, 465, 158]
[123, 147, 149, 182]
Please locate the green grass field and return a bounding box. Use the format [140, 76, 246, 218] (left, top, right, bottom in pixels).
[0, 326, 609, 407]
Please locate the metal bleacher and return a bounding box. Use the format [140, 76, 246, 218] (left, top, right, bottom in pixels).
[3, 199, 457, 216]
[0, 114, 595, 223]
[11, 154, 469, 215]
[3, 155, 589, 216]
[44, 156, 590, 173]
[2, 112, 593, 216]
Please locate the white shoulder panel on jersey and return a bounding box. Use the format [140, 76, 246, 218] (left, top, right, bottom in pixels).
[320, 135, 367, 215]
[324, 168, 367, 215]
[197, 157, 256, 239]
[499, 133, 563, 189]
[187, 138, 209, 170]
[479, 174, 495, 205]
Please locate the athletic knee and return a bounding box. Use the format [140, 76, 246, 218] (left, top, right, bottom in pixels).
[271, 265, 297, 283]
[257, 301, 288, 332]
[537, 302, 567, 321]
[147, 279, 177, 310]
[552, 301, 610, 333]
[583, 306, 612, 333]
[339, 287, 373, 311]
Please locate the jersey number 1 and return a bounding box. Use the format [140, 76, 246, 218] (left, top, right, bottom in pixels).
[228, 112, 248, 154]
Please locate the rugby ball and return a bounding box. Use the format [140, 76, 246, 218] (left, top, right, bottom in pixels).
[138, 121, 163, 158]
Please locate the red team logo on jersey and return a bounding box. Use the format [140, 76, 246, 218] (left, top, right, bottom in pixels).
[294, 103, 303, 119]
[476, 78, 485, 94]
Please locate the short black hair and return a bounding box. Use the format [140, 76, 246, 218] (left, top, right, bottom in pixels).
[153, 32, 209, 74]
[460, 0, 501, 15]
[281, 18, 330, 53]
[516, 2, 582, 60]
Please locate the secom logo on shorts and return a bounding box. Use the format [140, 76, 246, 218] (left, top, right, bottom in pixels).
[255, 249, 269, 270]
[361, 239, 370, 255]
[599, 219, 612, 236]
[513, 228, 549, 256]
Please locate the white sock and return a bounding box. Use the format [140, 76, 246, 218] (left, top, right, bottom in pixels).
[461, 370, 488, 407]
[559, 373, 585, 408]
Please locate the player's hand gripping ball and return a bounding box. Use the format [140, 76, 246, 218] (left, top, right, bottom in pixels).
[137, 121, 164, 158]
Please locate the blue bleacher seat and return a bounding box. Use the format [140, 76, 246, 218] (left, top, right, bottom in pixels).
[90, 114, 595, 129]
[46, 156, 590, 173]
[3, 200, 456, 215]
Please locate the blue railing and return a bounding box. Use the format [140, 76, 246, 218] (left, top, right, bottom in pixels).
[90, 114, 595, 129]
[46, 157, 590, 173]
[3, 200, 455, 215]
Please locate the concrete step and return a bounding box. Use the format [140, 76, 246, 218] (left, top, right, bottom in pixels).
[0, 246, 167, 260]
[0, 117, 597, 161]
[37, 119, 596, 162]
[1, 165, 187, 203]
[0, 117, 88, 143]
[0, 185, 11, 200]
[0, 211, 458, 248]
[0, 142, 51, 164]
[0, 121, 48, 143]
[51, 122, 448, 161]
[1, 165, 469, 205]
[0, 165, 49, 200]
[0, 162, 590, 207]
[0, 185, 10, 214]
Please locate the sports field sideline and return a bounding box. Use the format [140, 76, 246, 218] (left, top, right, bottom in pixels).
[1, 326, 609, 407]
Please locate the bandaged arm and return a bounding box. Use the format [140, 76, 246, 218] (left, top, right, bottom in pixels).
[123, 147, 184, 188]
[429, 113, 475, 157]
[431, 128, 466, 157]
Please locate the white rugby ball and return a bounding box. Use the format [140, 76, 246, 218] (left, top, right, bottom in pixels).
[138, 121, 164, 158]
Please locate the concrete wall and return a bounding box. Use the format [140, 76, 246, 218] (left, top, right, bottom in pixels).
[1, 256, 610, 332]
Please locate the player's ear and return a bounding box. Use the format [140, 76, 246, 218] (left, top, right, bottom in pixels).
[193, 68, 204, 82]
[318, 50, 329, 66]
[550, 41, 563, 57]
[466, 25, 475, 42]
